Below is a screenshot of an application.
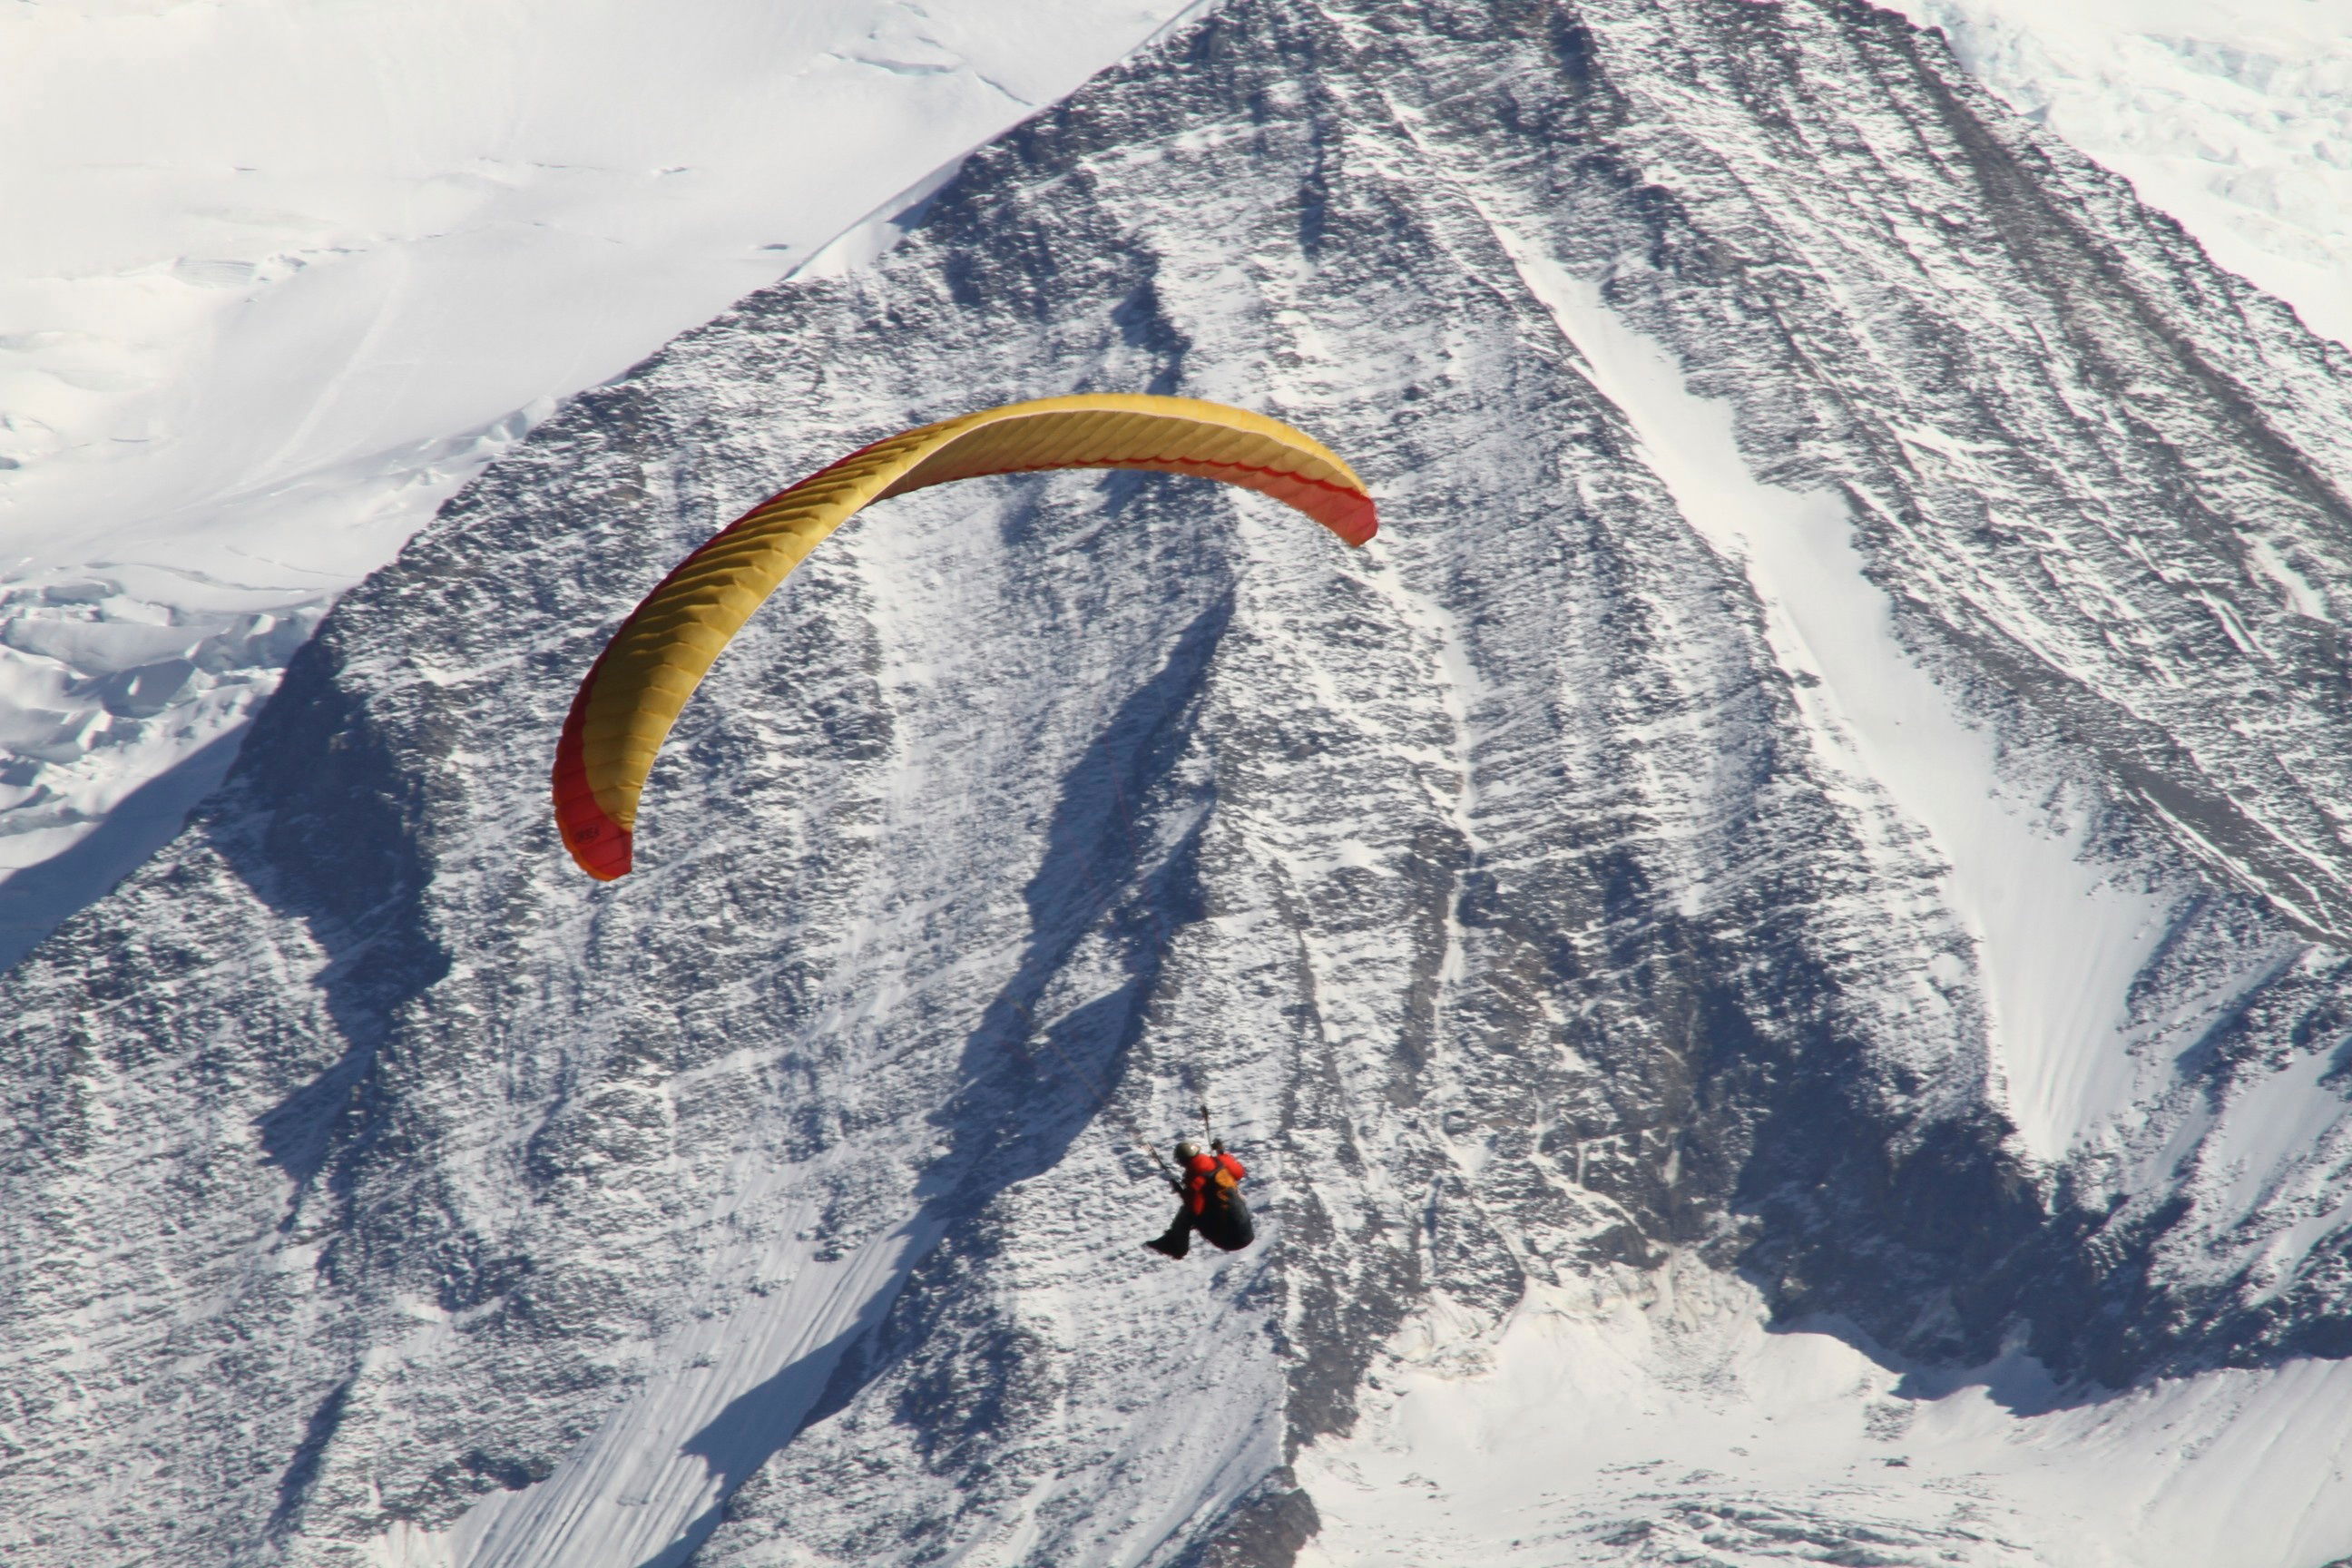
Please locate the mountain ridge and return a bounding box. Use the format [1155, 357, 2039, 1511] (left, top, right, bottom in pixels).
[8, 1, 2352, 1563]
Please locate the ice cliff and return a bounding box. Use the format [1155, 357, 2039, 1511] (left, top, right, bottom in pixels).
[8, 1, 2352, 1563]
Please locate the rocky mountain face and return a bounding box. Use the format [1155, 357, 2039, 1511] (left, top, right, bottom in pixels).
[7, 0, 2352, 1564]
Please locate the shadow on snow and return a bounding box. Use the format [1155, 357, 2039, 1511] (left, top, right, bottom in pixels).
[629, 592, 1232, 1568]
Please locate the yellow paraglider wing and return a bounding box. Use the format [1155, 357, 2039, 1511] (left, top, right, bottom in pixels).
[553, 394, 1376, 879]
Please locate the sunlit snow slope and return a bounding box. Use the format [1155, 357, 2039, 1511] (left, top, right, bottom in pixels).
[2, 0, 2341, 983]
[4, 0, 2347, 979]
[1298, 1263, 2352, 1568]
[1888, 0, 2352, 348]
[0, 0, 1201, 968]
[9, 1, 2352, 1565]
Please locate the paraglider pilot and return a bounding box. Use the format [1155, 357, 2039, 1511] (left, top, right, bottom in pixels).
[1145, 1139, 1254, 1259]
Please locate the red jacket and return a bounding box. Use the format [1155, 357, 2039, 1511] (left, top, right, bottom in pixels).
[1183, 1152, 1247, 1214]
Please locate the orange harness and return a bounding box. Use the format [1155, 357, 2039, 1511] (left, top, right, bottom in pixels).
[1183, 1152, 1247, 1215]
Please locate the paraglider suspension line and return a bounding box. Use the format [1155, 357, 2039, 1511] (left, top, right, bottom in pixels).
[1103, 766, 1219, 1131]
[986, 720, 1235, 1185]
[1002, 993, 1178, 1185]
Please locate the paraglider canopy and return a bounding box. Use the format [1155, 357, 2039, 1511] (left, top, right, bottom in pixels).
[552, 393, 1377, 881]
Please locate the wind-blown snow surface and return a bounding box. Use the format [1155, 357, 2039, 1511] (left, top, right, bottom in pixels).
[0, 0, 1201, 968]
[10, 1, 2352, 1564]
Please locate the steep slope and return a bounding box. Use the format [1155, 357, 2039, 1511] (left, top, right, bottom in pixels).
[6, 2, 2352, 1566]
[0, 0, 1203, 971]
[10, 0, 2343, 995]
[1892, 0, 2352, 348]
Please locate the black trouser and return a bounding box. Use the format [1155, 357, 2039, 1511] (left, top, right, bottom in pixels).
[1152, 1190, 1256, 1258]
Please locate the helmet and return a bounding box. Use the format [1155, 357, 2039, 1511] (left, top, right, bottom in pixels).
[1174, 1141, 1204, 1161]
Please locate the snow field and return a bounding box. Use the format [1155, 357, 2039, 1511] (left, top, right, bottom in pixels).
[1892, 0, 2352, 349]
[1298, 1259, 2352, 1568]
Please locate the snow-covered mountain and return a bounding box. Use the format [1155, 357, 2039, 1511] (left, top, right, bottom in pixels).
[1, 0, 2343, 981]
[0, 0, 1204, 970]
[9, 1, 2352, 1565]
